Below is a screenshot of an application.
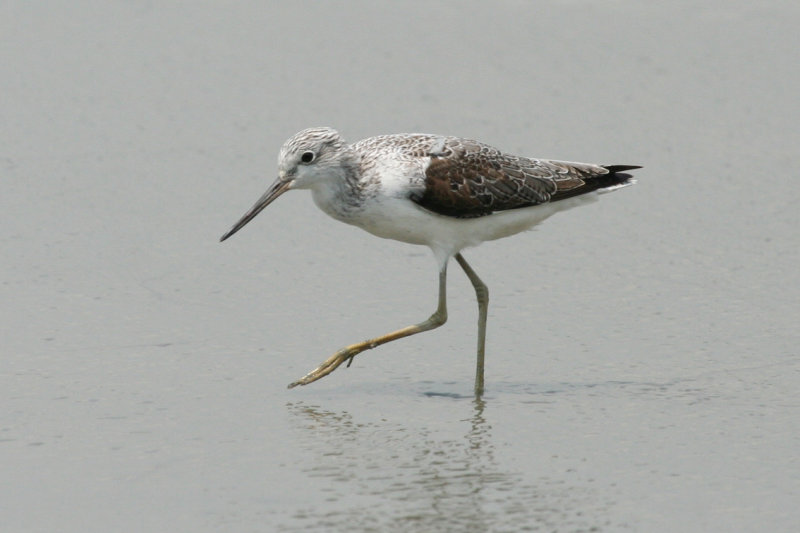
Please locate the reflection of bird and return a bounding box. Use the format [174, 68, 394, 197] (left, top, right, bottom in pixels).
[221, 127, 640, 394]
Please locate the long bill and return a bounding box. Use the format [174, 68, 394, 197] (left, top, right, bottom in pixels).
[220, 177, 294, 242]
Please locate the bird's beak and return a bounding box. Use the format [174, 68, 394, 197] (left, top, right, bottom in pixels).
[220, 176, 294, 242]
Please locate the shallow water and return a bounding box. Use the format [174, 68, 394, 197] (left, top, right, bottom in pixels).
[2, 1, 799, 531]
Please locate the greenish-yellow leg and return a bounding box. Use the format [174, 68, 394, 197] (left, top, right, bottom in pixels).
[288, 263, 449, 388]
[454, 253, 489, 396]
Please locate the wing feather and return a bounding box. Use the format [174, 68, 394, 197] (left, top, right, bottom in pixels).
[409, 138, 636, 218]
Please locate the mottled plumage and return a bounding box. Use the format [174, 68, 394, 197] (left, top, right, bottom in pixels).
[221, 127, 640, 393]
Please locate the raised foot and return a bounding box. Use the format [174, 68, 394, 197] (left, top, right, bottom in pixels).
[287, 346, 359, 389]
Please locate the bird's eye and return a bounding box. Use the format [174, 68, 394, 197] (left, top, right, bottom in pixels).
[300, 151, 315, 164]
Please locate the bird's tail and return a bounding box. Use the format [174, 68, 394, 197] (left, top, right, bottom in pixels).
[596, 165, 641, 193]
[550, 164, 640, 202]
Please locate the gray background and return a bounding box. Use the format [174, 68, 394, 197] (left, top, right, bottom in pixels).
[2, 1, 798, 531]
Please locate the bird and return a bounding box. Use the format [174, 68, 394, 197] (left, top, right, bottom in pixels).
[220, 127, 639, 395]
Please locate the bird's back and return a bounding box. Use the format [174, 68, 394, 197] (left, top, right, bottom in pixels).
[351, 133, 638, 219]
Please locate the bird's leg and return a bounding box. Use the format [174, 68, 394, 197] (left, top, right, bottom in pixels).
[454, 253, 489, 396]
[288, 262, 449, 388]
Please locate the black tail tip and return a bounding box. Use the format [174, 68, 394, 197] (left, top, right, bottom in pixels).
[594, 164, 641, 192]
[603, 165, 642, 173]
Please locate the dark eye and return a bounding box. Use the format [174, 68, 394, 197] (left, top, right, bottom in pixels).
[300, 151, 315, 164]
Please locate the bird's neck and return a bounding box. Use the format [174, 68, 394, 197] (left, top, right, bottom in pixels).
[310, 156, 368, 222]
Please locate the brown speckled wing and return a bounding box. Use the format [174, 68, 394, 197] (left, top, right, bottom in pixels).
[410, 138, 636, 218]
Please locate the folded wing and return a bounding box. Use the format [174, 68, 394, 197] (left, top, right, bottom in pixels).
[410, 138, 639, 218]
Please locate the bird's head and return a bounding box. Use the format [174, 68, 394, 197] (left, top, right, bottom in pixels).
[220, 127, 348, 242]
[278, 126, 347, 189]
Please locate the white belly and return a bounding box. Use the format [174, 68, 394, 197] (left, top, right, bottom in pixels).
[316, 189, 599, 257]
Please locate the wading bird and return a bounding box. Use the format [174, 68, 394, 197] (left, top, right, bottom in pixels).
[221, 127, 639, 394]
